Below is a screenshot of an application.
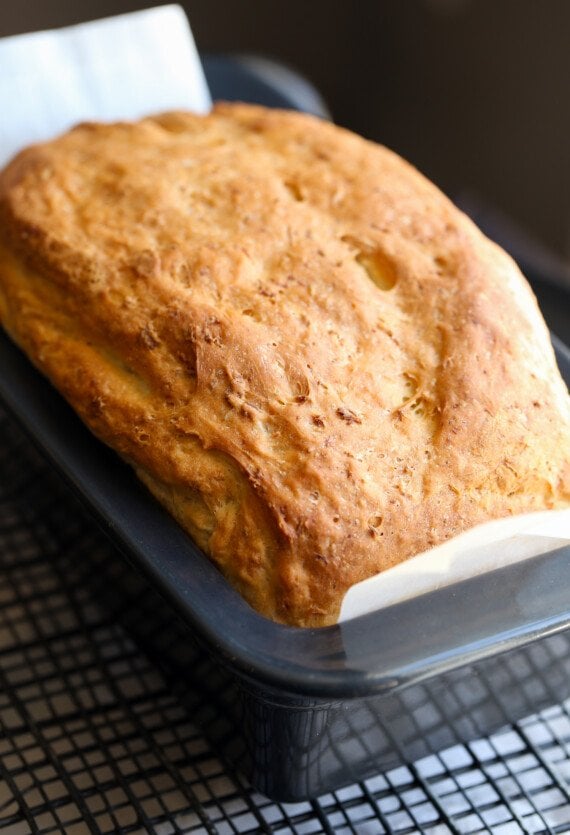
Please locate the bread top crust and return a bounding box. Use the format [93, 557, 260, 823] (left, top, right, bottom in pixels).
[0, 102, 569, 626]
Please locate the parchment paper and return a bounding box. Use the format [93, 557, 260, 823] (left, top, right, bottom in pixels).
[340, 508, 570, 621]
[0, 5, 211, 169]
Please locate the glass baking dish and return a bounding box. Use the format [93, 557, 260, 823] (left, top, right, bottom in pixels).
[0, 325, 569, 801]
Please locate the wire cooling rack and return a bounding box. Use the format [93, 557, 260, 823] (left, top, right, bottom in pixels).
[1, 404, 570, 835]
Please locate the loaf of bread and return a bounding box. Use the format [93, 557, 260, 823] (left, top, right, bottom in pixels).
[0, 103, 569, 626]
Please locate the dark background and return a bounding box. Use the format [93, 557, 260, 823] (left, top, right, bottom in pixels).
[2, 0, 570, 262]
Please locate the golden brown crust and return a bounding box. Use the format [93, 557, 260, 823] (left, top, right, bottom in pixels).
[0, 103, 569, 626]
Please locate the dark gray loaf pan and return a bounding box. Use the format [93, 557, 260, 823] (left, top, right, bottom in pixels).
[0, 57, 569, 801]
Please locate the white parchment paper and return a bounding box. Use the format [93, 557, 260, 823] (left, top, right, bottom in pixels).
[339, 508, 570, 621]
[0, 5, 211, 169]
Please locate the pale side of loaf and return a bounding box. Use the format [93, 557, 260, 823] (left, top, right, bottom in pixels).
[0, 103, 569, 627]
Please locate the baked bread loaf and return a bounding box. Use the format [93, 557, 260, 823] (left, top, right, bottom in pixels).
[0, 103, 569, 626]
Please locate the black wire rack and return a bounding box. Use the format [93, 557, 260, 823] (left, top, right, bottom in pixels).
[1, 404, 570, 835]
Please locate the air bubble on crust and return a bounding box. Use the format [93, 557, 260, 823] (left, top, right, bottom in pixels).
[341, 236, 398, 291]
[283, 180, 305, 202]
[356, 250, 398, 290]
[433, 254, 449, 274]
[242, 308, 262, 322]
[401, 374, 418, 404]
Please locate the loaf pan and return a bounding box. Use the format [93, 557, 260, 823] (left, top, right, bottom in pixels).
[1, 58, 570, 801]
